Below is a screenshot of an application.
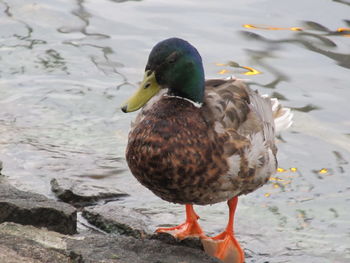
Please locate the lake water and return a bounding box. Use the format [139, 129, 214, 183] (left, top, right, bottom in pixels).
[0, 0, 350, 262]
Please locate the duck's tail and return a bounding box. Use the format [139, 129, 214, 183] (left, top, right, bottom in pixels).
[260, 94, 293, 133]
[270, 97, 293, 133]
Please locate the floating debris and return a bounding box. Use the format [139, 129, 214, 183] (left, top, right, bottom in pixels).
[277, 167, 287, 173]
[241, 66, 261, 75]
[277, 167, 298, 173]
[318, 168, 328, 174]
[265, 167, 297, 196]
[215, 61, 261, 75]
[243, 24, 302, 31]
[337, 27, 350, 32]
[243, 23, 350, 37]
[217, 69, 230, 75]
[337, 27, 350, 36]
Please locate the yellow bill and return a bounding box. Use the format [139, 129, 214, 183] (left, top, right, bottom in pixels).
[121, 71, 160, 113]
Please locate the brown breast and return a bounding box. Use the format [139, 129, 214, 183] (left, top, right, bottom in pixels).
[126, 97, 230, 205]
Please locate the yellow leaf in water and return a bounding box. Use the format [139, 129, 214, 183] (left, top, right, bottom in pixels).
[218, 69, 229, 75]
[243, 24, 302, 31]
[241, 66, 261, 75]
[243, 24, 258, 29]
[319, 168, 328, 174]
[337, 28, 350, 37]
[290, 27, 303, 31]
[337, 27, 350, 32]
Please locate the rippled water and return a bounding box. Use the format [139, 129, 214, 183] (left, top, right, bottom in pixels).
[1, 0, 350, 262]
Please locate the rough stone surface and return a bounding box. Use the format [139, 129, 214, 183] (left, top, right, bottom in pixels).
[0, 223, 71, 263]
[50, 177, 128, 207]
[151, 232, 204, 250]
[0, 183, 77, 235]
[67, 233, 221, 263]
[0, 222, 220, 263]
[82, 202, 152, 238]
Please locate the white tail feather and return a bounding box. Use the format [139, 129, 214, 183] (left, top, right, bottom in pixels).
[272, 99, 293, 133]
[275, 108, 293, 132]
[262, 95, 293, 133]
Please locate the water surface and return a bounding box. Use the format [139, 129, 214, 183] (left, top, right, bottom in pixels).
[0, 0, 350, 262]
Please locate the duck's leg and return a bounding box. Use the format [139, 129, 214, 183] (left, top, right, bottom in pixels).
[201, 197, 245, 263]
[156, 204, 206, 239]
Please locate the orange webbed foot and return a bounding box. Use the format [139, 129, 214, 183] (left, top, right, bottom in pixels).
[156, 219, 205, 239]
[156, 204, 206, 240]
[202, 197, 245, 263]
[202, 231, 244, 263]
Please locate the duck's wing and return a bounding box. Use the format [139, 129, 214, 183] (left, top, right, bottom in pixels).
[203, 78, 286, 192]
[204, 78, 251, 132]
[204, 78, 272, 134]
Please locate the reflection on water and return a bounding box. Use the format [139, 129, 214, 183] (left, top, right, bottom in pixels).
[291, 104, 320, 113]
[37, 49, 68, 73]
[1, 0, 350, 262]
[334, 0, 350, 7]
[216, 61, 262, 76]
[242, 20, 350, 69]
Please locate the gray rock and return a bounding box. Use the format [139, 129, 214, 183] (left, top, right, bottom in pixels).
[82, 202, 205, 250]
[67, 233, 221, 263]
[0, 222, 220, 263]
[82, 202, 152, 238]
[50, 177, 128, 207]
[0, 183, 77, 235]
[151, 232, 204, 250]
[0, 222, 71, 263]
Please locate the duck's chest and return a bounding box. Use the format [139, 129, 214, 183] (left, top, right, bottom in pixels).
[125, 98, 229, 204]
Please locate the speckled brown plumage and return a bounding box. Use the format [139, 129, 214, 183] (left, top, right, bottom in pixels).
[126, 96, 229, 204]
[126, 78, 284, 205]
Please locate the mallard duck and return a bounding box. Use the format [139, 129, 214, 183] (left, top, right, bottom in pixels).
[121, 38, 292, 263]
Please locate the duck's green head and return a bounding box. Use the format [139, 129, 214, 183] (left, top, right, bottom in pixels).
[121, 38, 205, 112]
